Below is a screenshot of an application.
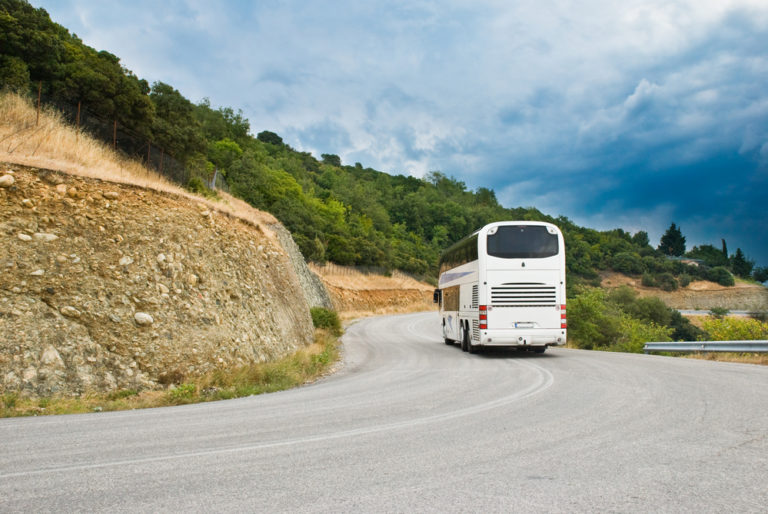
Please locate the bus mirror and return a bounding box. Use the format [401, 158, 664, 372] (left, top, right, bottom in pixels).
[433, 289, 441, 304]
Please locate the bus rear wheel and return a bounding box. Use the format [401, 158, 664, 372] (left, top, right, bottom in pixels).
[460, 323, 469, 352]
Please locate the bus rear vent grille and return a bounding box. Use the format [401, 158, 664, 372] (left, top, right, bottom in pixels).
[472, 319, 480, 341]
[471, 285, 478, 309]
[491, 283, 557, 307]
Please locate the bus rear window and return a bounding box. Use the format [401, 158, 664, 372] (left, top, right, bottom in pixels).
[487, 225, 558, 259]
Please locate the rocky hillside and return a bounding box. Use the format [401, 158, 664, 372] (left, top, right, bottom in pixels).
[309, 263, 434, 319]
[0, 164, 319, 397]
[601, 272, 768, 310]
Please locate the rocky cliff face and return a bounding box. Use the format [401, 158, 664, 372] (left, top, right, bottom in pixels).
[0, 165, 316, 396]
[269, 223, 333, 310]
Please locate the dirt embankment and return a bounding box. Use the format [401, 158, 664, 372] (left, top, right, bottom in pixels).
[1, 165, 316, 396]
[601, 271, 768, 311]
[309, 263, 435, 319]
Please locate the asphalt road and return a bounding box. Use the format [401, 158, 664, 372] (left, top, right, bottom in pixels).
[2, 311, 767, 512]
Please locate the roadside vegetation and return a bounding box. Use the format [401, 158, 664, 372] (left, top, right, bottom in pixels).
[568, 285, 768, 363]
[0, 313, 342, 418]
[568, 286, 703, 353]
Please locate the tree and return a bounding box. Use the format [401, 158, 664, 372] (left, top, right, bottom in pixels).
[658, 223, 686, 256]
[753, 266, 768, 283]
[149, 81, 205, 161]
[0, 55, 30, 91]
[208, 138, 242, 173]
[257, 130, 283, 145]
[207, 138, 242, 186]
[730, 248, 753, 278]
[631, 231, 650, 248]
[687, 244, 728, 267]
[321, 153, 341, 167]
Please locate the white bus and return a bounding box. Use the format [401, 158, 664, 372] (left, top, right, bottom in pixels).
[434, 221, 566, 354]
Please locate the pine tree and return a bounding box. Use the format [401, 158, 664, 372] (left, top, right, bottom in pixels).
[658, 223, 686, 256]
[730, 248, 753, 278]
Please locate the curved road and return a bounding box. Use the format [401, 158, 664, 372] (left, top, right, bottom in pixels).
[2, 312, 767, 512]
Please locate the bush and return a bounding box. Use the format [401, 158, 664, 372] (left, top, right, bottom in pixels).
[567, 289, 621, 349]
[701, 317, 768, 340]
[168, 383, 196, 401]
[626, 296, 673, 326]
[679, 274, 692, 288]
[187, 177, 217, 198]
[748, 311, 768, 322]
[709, 307, 730, 319]
[611, 252, 645, 275]
[642, 256, 673, 273]
[641, 272, 656, 287]
[310, 307, 342, 336]
[668, 310, 706, 341]
[569, 286, 703, 352]
[655, 272, 678, 291]
[611, 316, 673, 353]
[706, 266, 734, 286]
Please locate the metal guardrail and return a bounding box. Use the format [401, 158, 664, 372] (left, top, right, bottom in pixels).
[644, 341, 768, 353]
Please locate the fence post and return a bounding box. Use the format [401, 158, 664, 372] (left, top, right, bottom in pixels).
[211, 167, 218, 189]
[76, 101, 81, 142]
[113, 119, 117, 148]
[159, 148, 164, 174]
[36, 82, 42, 126]
[147, 141, 151, 167]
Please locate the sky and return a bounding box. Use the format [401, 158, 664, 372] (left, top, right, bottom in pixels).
[34, 0, 768, 265]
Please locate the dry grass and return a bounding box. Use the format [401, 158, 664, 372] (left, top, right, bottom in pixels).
[309, 262, 433, 291]
[683, 353, 768, 366]
[0, 92, 278, 236]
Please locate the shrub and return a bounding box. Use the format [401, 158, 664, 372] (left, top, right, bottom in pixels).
[570, 286, 703, 352]
[709, 307, 730, 319]
[310, 307, 342, 336]
[701, 317, 768, 340]
[611, 252, 645, 275]
[641, 272, 656, 287]
[642, 256, 674, 274]
[748, 311, 768, 322]
[668, 310, 706, 341]
[611, 315, 673, 353]
[187, 177, 217, 198]
[567, 288, 621, 349]
[706, 266, 734, 286]
[679, 274, 692, 288]
[607, 285, 637, 308]
[626, 296, 673, 326]
[655, 272, 678, 291]
[168, 383, 196, 401]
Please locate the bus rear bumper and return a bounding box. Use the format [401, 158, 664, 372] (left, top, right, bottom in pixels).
[479, 329, 566, 348]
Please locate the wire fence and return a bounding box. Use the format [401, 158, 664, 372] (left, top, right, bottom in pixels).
[310, 262, 422, 282]
[32, 83, 228, 193]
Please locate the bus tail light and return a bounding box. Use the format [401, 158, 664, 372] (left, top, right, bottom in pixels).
[560, 304, 567, 329]
[479, 305, 487, 329]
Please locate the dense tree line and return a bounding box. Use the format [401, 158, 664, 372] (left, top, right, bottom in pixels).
[2, 0, 764, 290]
